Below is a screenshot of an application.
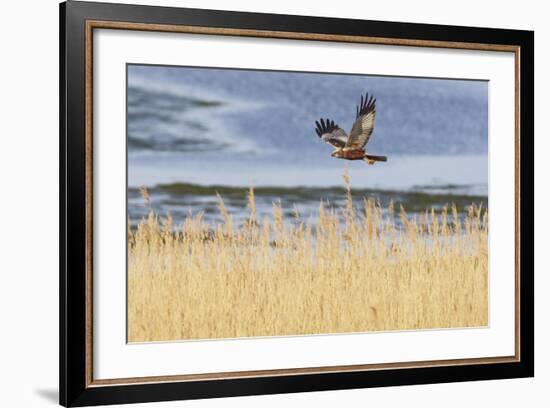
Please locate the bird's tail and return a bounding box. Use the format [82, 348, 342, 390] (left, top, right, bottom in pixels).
[364, 154, 388, 165]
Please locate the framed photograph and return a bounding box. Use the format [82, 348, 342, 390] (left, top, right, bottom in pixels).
[60, 1, 534, 406]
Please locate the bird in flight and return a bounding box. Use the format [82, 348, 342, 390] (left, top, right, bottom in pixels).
[315, 93, 387, 165]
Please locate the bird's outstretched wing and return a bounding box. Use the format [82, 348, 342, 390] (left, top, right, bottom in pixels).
[315, 118, 348, 148]
[346, 93, 376, 149]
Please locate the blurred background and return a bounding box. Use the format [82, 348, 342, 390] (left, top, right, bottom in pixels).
[127, 64, 488, 225]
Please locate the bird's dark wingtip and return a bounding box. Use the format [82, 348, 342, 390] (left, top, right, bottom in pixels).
[356, 91, 376, 117]
[314, 117, 340, 136]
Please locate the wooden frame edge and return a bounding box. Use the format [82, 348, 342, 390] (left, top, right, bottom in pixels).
[89, 356, 519, 387]
[87, 19, 520, 52]
[85, 18, 94, 389]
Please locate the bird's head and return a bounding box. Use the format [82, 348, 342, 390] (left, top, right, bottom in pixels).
[331, 150, 344, 158]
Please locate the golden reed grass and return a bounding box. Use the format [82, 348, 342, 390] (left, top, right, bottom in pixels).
[128, 176, 488, 342]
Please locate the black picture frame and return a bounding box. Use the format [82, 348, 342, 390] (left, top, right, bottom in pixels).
[60, 1, 534, 406]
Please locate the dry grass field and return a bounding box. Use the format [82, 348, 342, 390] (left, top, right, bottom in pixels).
[127, 176, 488, 342]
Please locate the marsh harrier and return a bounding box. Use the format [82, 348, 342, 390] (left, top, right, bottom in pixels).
[315, 93, 387, 165]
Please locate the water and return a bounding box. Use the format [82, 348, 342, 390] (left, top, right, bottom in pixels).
[127, 64, 488, 225]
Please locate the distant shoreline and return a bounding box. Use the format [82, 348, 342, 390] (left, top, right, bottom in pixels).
[127, 181, 488, 227]
[128, 154, 488, 196]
